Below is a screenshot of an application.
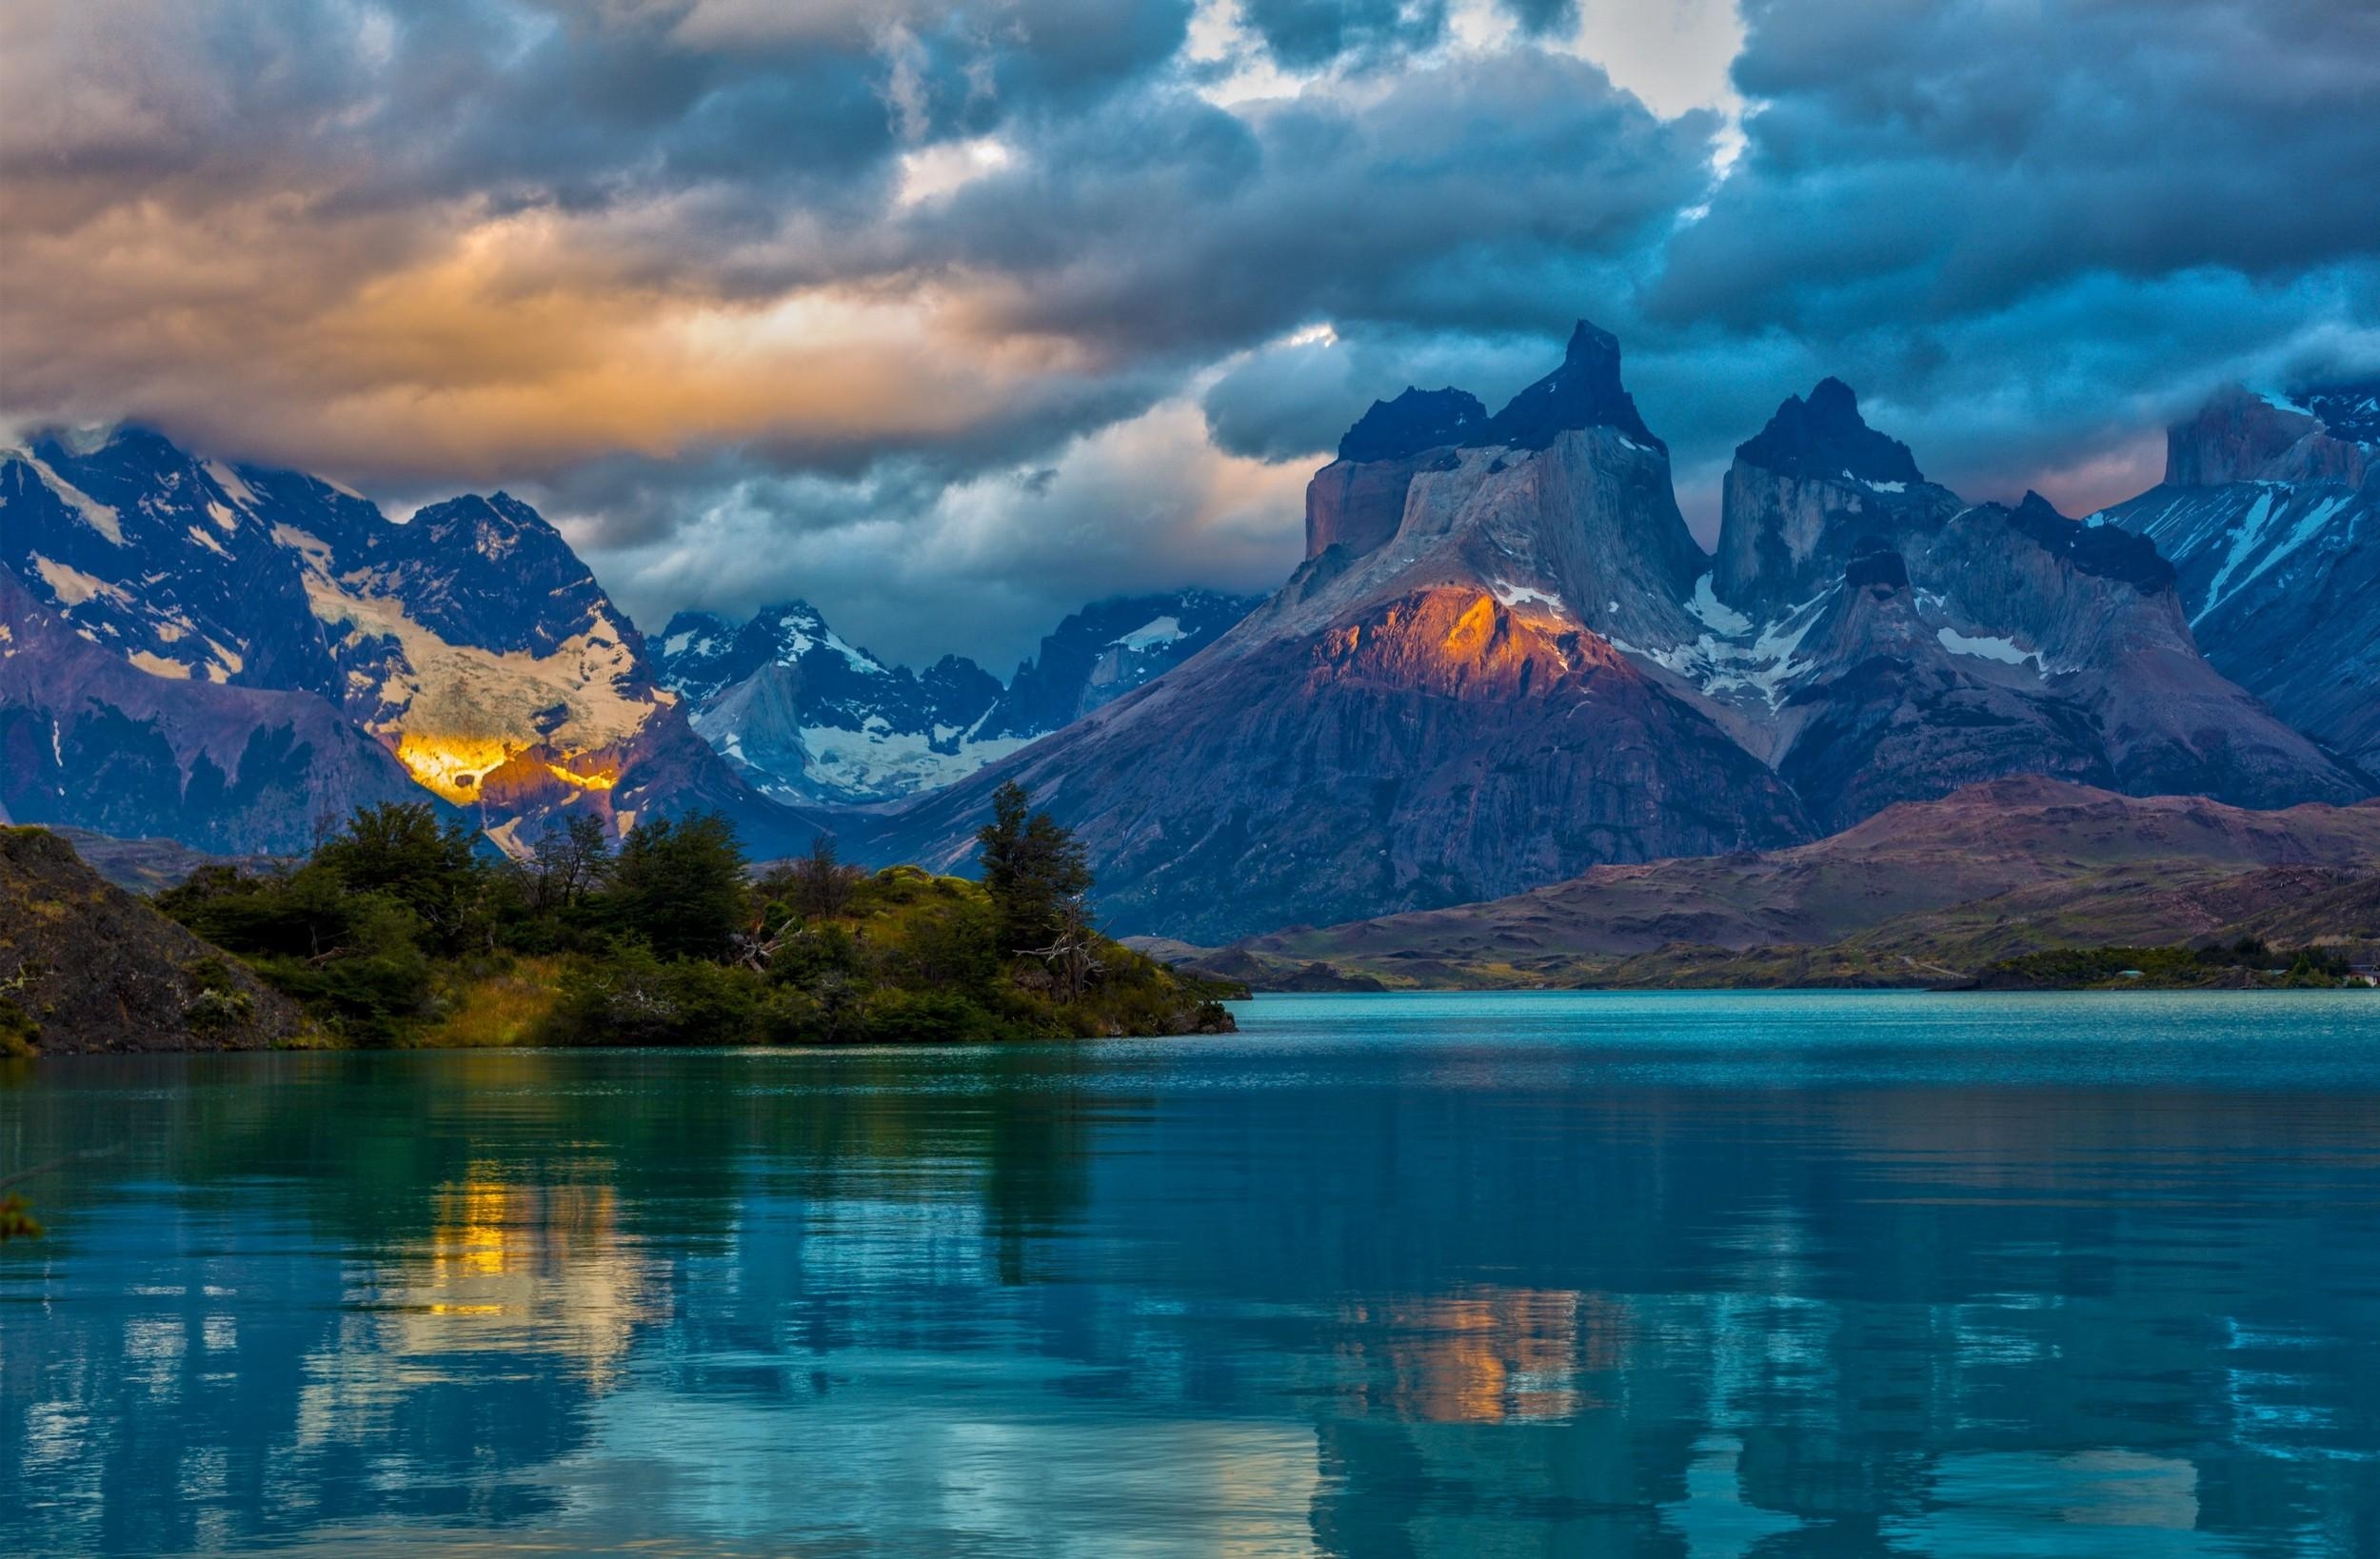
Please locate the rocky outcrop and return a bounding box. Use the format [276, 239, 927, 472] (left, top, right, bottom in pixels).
[1, 826, 307, 1054]
[1337, 386, 1489, 464]
[2164, 384, 2370, 488]
[2100, 381, 2380, 771]
[1710, 380, 1961, 621]
[1475, 320, 1664, 452]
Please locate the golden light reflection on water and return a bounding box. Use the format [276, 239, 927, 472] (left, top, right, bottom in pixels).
[409, 1170, 662, 1375]
[292, 1165, 667, 1453]
[1338, 1288, 1629, 1423]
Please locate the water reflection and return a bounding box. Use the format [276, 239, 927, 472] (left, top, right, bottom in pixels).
[2, 992, 2378, 1555]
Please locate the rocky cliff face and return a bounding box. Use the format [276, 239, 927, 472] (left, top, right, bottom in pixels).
[0, 428, 818, 855]
[2099, 382, 2380, 771]
[1645, 385, 2368, 825]
[1, 826, 308, 1054]
[876, 324, 1815, 942]
[1709, 378, 1960, 619]
[2162, 384, 2370, 487]
[0, 823, 311, 1056]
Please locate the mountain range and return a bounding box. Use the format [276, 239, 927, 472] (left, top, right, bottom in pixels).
[648, 588, 1255, 806]
[0, 424, 1253, 851]
[875, 326, 2373, 940]
[4, 326, 2372, 945]
[0, 430, 808, 853]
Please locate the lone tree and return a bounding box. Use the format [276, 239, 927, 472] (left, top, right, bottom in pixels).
[785, 833, 861, 922]
[977, 780, 1093, 967]
[526, 813, 612, 911]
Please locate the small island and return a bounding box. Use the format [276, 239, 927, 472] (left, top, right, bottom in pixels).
[0, 782, 1241, 1056]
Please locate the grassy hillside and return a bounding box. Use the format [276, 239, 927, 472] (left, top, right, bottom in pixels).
[1180, 779, 2380, 990]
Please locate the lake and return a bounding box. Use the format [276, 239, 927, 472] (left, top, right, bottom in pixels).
[4, 991, 2379, 1556]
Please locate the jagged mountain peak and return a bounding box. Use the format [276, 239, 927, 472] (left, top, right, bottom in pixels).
[1338, 386, 1490, 463]
[2292, 378, 2380, 445]
[1474, 316, 1664, 454]
[1713, 379, 1953, 617]
[0, 426, 818, 853]
[2285, 381, 2380, 443]
[1735, 378, 1924, 486]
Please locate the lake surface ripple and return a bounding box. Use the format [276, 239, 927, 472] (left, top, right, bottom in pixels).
[5, 992, 2379, 1556]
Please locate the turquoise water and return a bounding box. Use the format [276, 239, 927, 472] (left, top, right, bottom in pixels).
[4, 991, 2379, 1556]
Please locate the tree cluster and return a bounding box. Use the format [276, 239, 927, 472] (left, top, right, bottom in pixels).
[156, 790, 1237, 1048]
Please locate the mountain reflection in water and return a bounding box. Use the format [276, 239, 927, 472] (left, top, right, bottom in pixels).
[4, 992, 2378, 1556]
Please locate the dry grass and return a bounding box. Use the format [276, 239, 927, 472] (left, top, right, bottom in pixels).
[418, 957, 565, 1047]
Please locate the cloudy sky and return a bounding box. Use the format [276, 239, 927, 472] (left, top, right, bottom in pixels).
[6, 0, 2376, 670]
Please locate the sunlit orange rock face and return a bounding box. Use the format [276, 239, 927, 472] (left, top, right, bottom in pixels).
[1310, 589, 1633, 700]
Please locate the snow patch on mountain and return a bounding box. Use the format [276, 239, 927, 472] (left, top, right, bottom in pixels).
[1936, 627, 2036, 667]
[1113, 615, 1184, 651]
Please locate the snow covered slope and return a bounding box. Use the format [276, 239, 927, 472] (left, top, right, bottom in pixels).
[2096, 382, 2379, 770]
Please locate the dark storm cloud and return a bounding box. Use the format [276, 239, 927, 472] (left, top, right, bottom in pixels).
[906, 46, 1713, 353]
[1656, 0, 2380, 334]
[5, 0, 2377, 664]
[1238, 0, 1445, 68]
[1621, 0, 2380, 523]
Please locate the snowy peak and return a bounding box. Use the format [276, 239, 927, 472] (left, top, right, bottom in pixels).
[2104, 389, 2380, 771]
[652, 597, 1009, 807]
[1, 426, 339, 693]
[365, 492, 615, 659]
[0, 424, 777, 849]
[976, 589, 1259, 740]
[2295, 379, 2380, 446]
[654, 588, 1257, 805]
[1735, 378, 1924, 486]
